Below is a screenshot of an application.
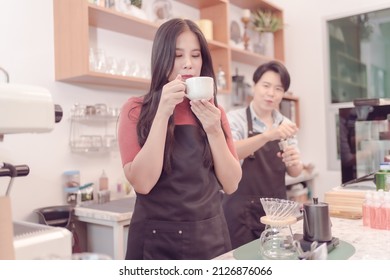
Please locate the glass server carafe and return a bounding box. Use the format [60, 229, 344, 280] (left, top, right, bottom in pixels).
[259, 217, 297, 259]
[259, 198, 300, 260]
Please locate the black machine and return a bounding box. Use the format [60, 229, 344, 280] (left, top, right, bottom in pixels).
[339, 104, 390, 184]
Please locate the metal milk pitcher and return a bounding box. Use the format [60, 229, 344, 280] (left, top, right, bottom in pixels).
[303, 197, 332, 242]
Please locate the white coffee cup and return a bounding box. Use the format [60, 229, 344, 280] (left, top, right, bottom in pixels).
[185, 76, 214, 100]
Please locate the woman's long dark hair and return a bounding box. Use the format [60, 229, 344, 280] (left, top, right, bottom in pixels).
[134, 18, 224, 173]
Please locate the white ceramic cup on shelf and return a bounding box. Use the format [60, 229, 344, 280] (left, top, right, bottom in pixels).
[185, 76, 214, 100]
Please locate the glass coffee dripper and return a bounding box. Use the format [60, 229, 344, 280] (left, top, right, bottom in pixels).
[259, 198, 301, 260]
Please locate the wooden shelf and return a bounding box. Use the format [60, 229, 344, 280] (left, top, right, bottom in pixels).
[231, 47, 271, 66]
[59, 71, 150, 90]
[230, 0, 283, 11]
[53, 0, 285, 92]
[208, 40, 229, 50]
[179, 0, 229, 9]
[54, 1, 300, 141]
[229, 0, 285, 62]
[88, 4, 159, 40]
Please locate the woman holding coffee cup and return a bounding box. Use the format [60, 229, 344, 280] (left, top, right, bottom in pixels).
[118, 18, 242, 259]
[222, 61, 303, 249]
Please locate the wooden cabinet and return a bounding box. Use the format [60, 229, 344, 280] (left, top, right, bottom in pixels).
[53, 0, 285, 94]
[230, 0, 285, 63]
[53, 0, 155, 90]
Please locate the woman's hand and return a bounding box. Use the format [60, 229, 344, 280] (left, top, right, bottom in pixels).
[156, 74, 186, 118]
[190, 98, 242, 194]
[190, 99, 222, 135]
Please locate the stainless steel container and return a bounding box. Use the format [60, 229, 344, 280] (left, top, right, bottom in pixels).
[303, 197, 332, 242]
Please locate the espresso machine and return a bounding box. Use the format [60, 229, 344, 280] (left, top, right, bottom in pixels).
[0, 67, 64, 259]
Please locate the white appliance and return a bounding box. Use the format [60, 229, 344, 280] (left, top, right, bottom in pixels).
[13, 221, 72, 260]
[0, 83, 61, 136]
[0, 75, 64, 259]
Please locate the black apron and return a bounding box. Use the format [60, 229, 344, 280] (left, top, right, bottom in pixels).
[125, 125, 231, 260]
[223, 107, 287, 249]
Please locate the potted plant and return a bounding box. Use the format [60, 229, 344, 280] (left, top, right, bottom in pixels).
[131, 0, 142, 9]
[251, 10, 283, 33]
[250, 10, 283, 57]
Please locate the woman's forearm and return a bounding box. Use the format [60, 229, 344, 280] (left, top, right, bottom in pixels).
[125, 117, 169, 194]
[207, 129, 242, 194]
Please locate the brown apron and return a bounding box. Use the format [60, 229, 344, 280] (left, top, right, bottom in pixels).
[125, 125, 231, 259]
[223, 107, 286, 249]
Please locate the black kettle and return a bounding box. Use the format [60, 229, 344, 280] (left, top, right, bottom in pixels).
[303, 197, 332, 242]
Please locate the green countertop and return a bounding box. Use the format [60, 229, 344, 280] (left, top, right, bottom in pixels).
[233, 238, 356, 260]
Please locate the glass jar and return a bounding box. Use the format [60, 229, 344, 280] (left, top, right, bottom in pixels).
[259, 224, 297, 260]
[63, 170, 81, 206]
[63, 170, 80, 188]
[216, 65, 226, 90]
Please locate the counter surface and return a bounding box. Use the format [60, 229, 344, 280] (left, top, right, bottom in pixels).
[74, 197, 135, 259]
[74, 197, 135, 222]
[75, 198, 390, 260]
[215, 217, 390, 260]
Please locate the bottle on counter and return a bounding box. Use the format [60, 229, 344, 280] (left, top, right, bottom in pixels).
[381, 192, 390, 230]
[76, 189, 82, 206]
[377, 190, 386, 230]
[99, 170, 109, 191]
[362, 191, 373, 227]
[97, 170, 110, 204]
[111, 177, 125, 200]
[370, 191, 384, 229]
[63, 170, 81, 206]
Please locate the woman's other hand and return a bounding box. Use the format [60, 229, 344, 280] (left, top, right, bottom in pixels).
[190, 99, 222, 135]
